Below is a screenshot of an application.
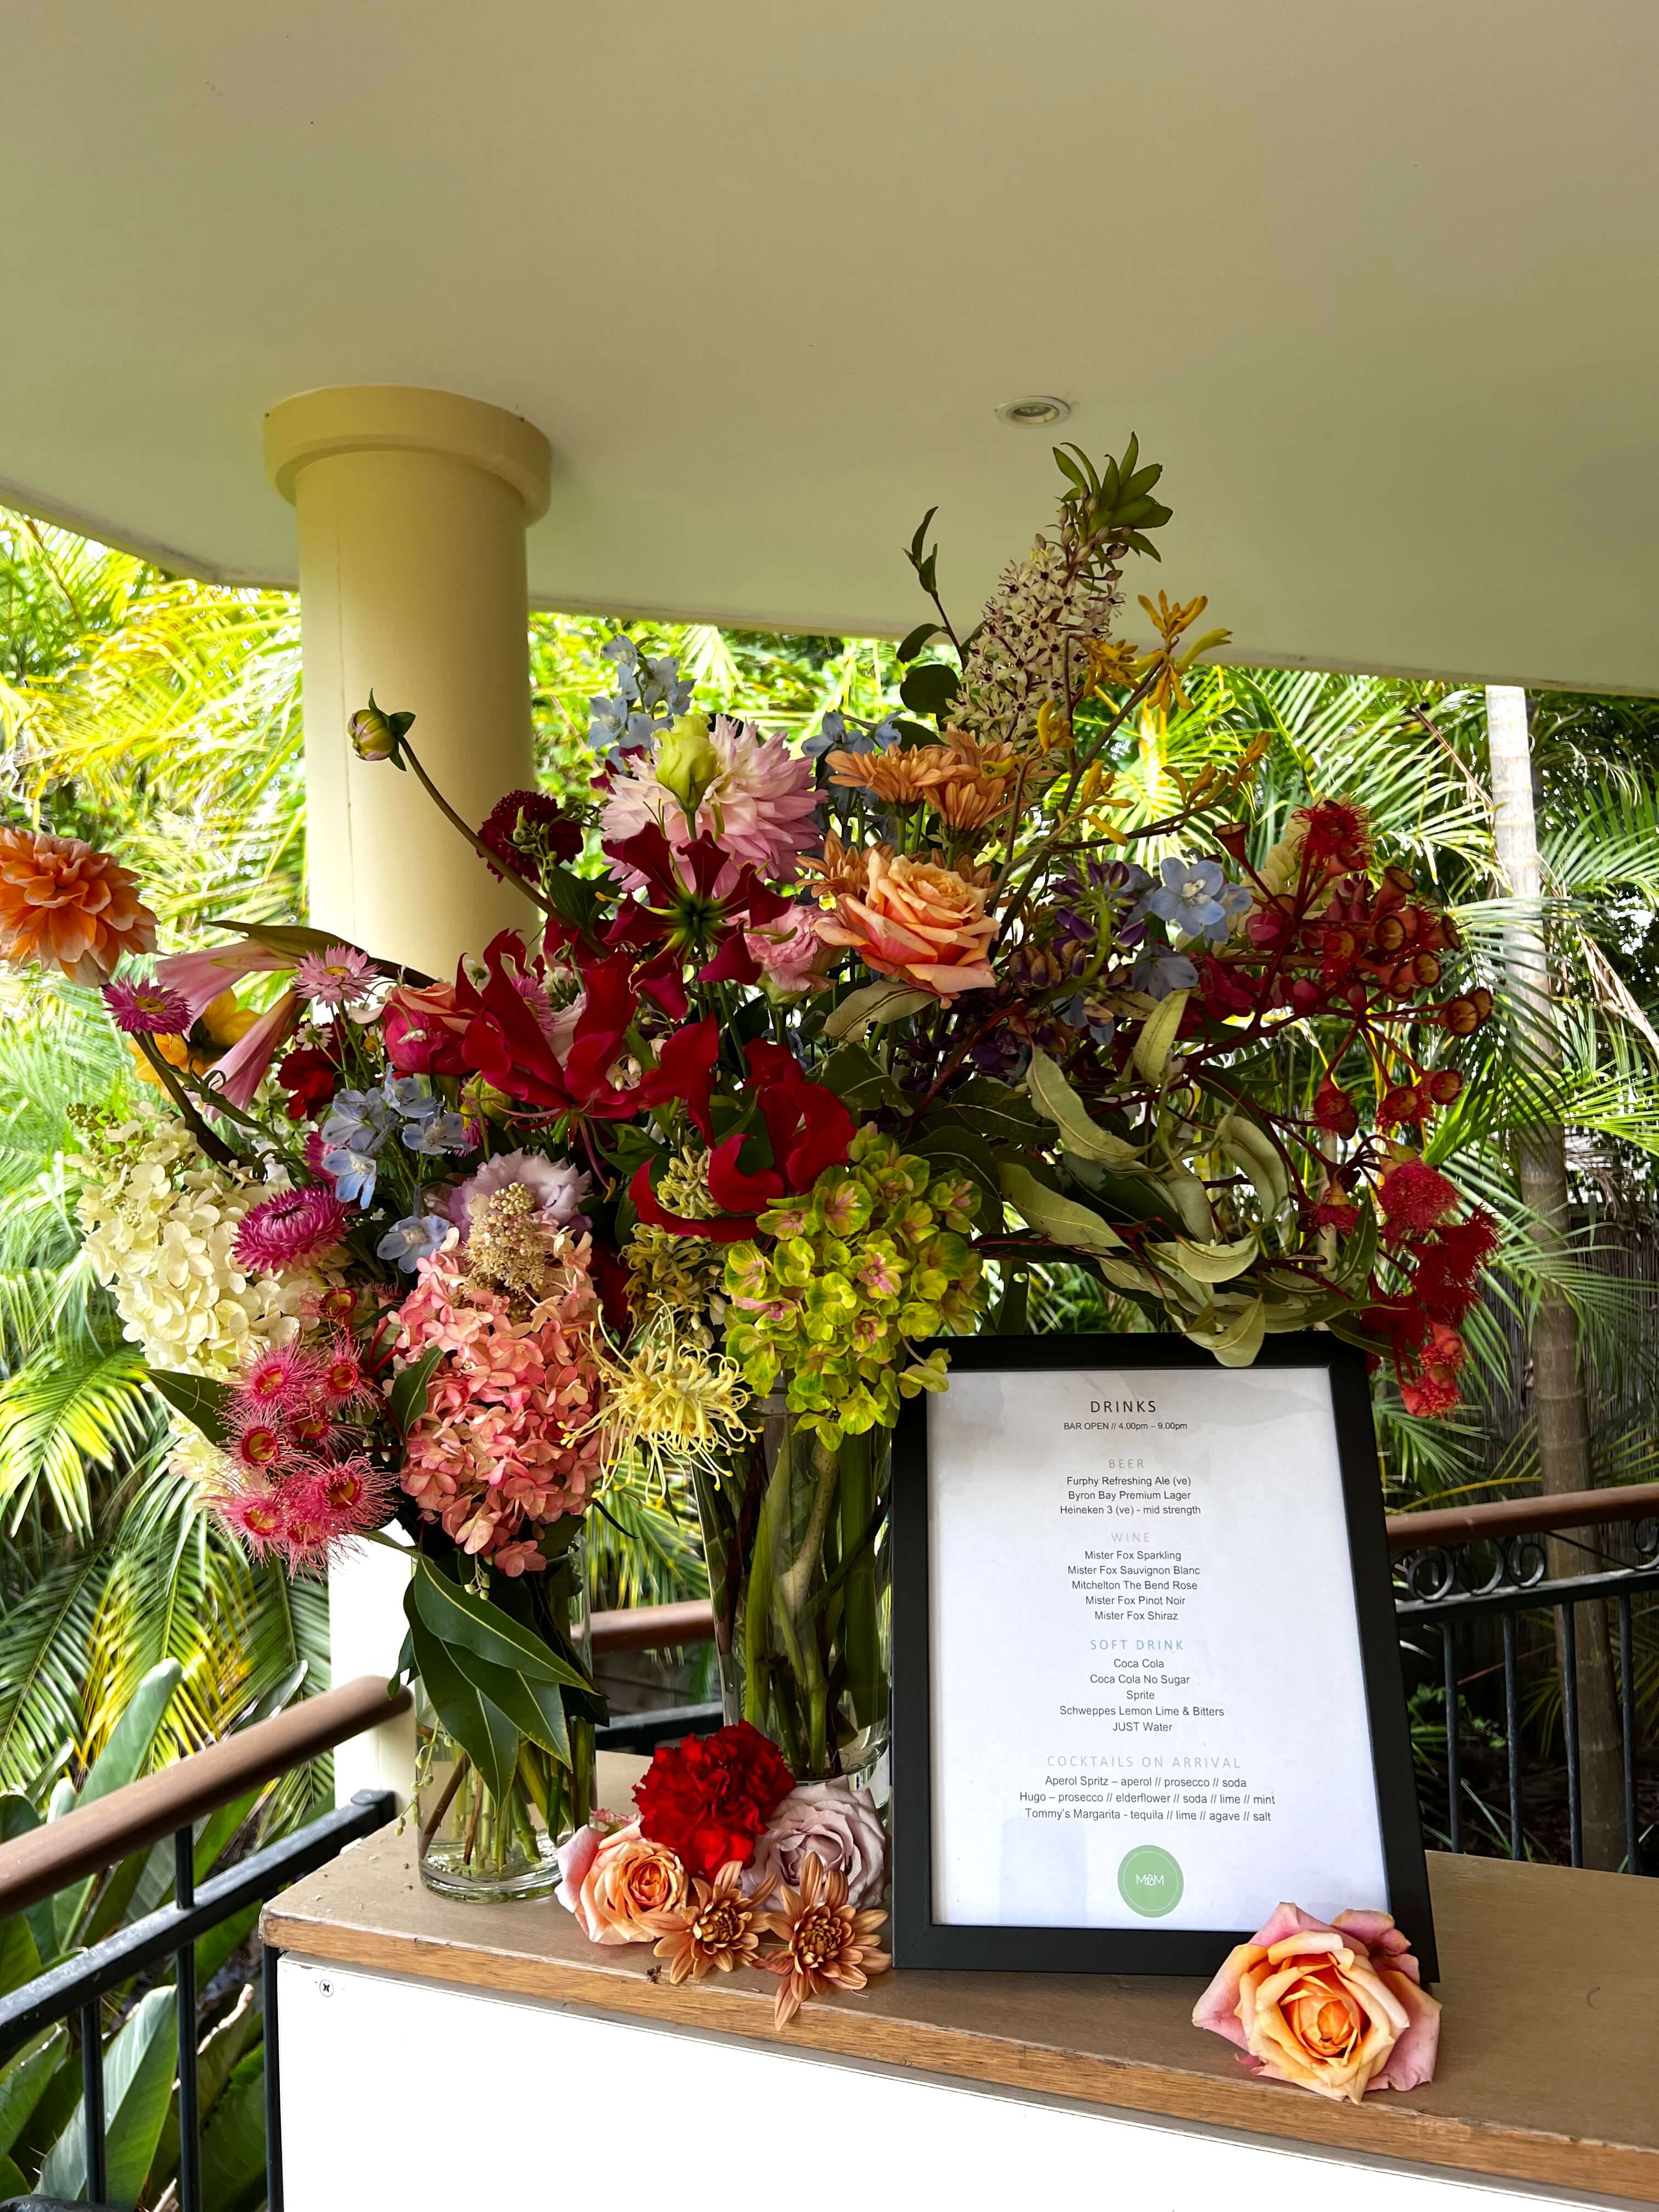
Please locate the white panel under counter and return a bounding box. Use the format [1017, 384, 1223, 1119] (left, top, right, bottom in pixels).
[261, 1759, 1659, 2211]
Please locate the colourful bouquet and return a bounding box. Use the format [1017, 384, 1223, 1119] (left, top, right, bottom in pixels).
[4, 436, 1496, 1891]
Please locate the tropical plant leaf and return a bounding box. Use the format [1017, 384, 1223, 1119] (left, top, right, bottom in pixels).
[40, 1983, 177, 2208]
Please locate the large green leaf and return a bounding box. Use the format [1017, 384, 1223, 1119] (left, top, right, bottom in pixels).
[388, 1345, 444, 1436]
[905, 1115, 1002, 1230]
[947, 1075, 1048, 1149]
[0, 1905, 42, 1999]
[144, 1368, 234, 1446]
[408, 1557, 591, 1690]
[817, 1044, 904, 1116]
[0, 2027, 67, 2157]
[200, 2044, 268, 2212]
[40, 1983, 177, 2209]
[57, 1658, 182, 1950]
[403, 1604, 518, 1806]
[150, 1984, 263, 2199]
[822, 980, 931, 1043]
[459, 1650, 572, 1767]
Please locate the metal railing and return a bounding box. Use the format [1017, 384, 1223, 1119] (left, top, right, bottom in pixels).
[1390, 1486, 1658, 1872]
[0, 1675, 410, 2212]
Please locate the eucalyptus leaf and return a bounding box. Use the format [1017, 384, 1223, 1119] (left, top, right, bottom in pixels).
[458, 1650, 572, 1767]
[1184, 1296, 1268, 1367]
[822, 980, 932, 1043]
[817, 1043, 905, 1115]
[1215, 1110, 1290, 1216]
[1148, 1232, 1259, 1284]
[1025, 1048, 1144, 1166]
[1132, 989, 1189, 1084]
[999, 1163, 1126, 1255]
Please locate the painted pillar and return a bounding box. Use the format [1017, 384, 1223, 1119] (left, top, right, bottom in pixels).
[264, 383, 552, 975]
[264, 386, 552, 1803]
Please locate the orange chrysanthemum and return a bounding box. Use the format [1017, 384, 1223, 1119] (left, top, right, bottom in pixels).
[756, 1851, 890, 2029]
[800, 832, 882, 902]
[641, 1859, 776, 1984]
[0, 828, 157, 984]
[825, 744, 942, 805]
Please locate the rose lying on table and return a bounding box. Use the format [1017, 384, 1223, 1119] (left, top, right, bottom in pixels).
[1192, 1902, 1441, 2103]
[554, 1722, 890, 2029]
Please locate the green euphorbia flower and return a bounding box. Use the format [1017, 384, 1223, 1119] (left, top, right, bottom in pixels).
[723, 1126, 985, 1445]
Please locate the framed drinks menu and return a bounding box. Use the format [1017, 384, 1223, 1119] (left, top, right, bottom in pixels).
[889, 1335, 1436, 1977]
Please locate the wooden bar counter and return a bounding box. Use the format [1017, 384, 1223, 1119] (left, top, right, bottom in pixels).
[262, 1759, 1659, 2210]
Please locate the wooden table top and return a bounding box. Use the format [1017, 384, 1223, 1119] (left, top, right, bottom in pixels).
[263, 1758, 1659, 2205]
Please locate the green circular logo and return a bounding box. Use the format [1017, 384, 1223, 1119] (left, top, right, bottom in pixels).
[1118, 1845, 1183, 1917]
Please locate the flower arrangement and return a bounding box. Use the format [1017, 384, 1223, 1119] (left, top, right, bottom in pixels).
[557, 1722, 890, 2028]
[3, 433, 1497, 1895]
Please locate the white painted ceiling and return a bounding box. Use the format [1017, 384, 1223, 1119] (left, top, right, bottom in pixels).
[2, 2, 1656, 691]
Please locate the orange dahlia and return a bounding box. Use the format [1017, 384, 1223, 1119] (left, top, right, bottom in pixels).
[756, 1851, 890, 2029]
[0, 828, 156, 984]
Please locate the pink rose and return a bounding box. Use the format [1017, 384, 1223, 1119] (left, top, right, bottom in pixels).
[743, 1780, 887, 1911]
[746, 904, 837, 997]
[556, 1817, 686, 1944]
[1193, 1901, 1441, 2103]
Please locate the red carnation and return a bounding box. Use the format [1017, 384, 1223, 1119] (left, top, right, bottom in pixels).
[478, 790, 582, 882]
[633, 1720, 794, 1878]
[1378, 1158, 1460, 1235]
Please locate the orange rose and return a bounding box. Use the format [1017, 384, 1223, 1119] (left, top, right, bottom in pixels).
[567, 1820, 687, 1945]
[1193, 1901, 1441, 2103]
[817, 850, 996, 998]
[0, 828, 156, 984]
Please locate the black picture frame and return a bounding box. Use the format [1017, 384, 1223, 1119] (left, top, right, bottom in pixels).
[889, 1333, 1437, 1979]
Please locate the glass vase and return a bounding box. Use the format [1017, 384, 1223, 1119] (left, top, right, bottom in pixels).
[693, 1398, 890, 1790]
[414, 1531, 595, 1900]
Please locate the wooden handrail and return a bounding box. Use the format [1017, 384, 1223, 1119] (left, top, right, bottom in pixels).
[0, 1673, 410, 1919]
[584, 1484, 1659, 1650]
[590, 1599, 718, 1654]
[1384, 1480, 1659, 1555]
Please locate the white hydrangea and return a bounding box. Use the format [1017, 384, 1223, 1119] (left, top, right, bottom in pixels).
[74, 1118, 315, 1378]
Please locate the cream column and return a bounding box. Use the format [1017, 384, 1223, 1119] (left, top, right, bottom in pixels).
[264, 387, 552, 1804]
[264, 383, 552, 976]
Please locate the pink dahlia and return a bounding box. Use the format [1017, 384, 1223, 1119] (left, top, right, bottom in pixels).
[294, 944, 379, 1008]
[601, 716, 820, 890]
[102, 977, 192, 1036]
[233, 1186, 352, 1273]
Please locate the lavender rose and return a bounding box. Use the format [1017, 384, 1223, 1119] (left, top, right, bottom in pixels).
[743, 1780, 886, 1910]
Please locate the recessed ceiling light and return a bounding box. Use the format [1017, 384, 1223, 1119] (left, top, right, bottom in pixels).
[995, 395, 1071, 428]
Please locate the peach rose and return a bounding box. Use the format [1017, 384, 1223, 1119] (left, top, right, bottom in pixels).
[1193, 1901, 1441, 2103]
[0, 827, 156, 984]
[557, 1818, 687, 1945]
[816, 850, 996, 998]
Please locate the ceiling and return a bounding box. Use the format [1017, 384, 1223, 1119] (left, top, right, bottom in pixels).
[3, 1, 1657, 691]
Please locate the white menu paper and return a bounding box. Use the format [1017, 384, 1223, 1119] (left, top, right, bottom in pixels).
[927, 1363, 1388, 1931]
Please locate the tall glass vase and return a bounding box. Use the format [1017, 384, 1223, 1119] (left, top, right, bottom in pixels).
[694, 1398, 890, 1789]
[415, 1528, 596, 1900]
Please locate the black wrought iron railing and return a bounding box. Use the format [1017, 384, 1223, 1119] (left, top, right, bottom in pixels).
[0, 1675, 409, 2212]
[1390, 1483, 1659, 1872]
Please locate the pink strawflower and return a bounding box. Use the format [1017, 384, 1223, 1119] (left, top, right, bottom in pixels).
[234, 1184, 352, 1273]
[102, 977, 192, 1036]
[601, 716, 820, 890]
[238, 1342, 320, 1414]
[395, 1234, 606, 1570]
[294, 944, 379, 1008]
[745, 902, 836, 996]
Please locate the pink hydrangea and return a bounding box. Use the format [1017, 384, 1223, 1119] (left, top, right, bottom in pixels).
[600, 716, 820, 890]
[394, 1235, 606, 1572]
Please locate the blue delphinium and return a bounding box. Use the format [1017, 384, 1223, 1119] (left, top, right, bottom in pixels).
[323, 1145, 380, 1207]
[402, 1110, 474, 1156]
[1132, 946, 1199, 1000]
[1140, 856, 1254, 947]
[376, 1214, 452, 1272]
